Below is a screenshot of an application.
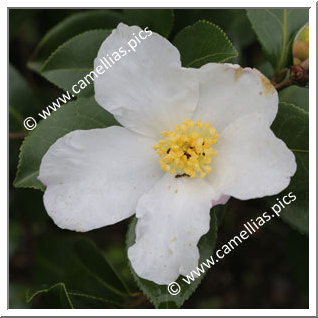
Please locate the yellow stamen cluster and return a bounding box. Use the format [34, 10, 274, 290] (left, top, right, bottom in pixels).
[153, 119, 218, 178]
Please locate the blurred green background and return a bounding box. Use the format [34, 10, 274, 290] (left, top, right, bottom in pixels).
[9, 9, 309, 309]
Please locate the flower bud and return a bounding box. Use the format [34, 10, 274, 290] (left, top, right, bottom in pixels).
[293, 23, 309, 68]
[290, 65, 308, 85]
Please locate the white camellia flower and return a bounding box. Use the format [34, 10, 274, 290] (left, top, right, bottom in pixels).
[38, 23, 296, 285]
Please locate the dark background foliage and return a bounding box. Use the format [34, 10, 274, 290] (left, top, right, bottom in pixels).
[9, 9, 309, 309]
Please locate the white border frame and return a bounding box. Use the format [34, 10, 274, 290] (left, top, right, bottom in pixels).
[3, 0, 316, 316]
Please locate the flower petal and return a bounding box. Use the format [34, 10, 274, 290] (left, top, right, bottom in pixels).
[94, 23, 198, 138]
[212, 194, 230, 207]
[128, 174, 220, 285]
[38, 127, 162, 231]
[193, 63, 278, 132]
[207, 114, 297, 200]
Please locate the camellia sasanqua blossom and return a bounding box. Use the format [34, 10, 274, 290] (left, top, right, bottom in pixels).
[38, 23, 296, 285]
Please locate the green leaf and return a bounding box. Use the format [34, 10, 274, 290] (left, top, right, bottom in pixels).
[40, 29, 111, 98]
[9, 64, 39, 133]
[279, 85, 309, 112]
[258, 61, 275, 79]
[126, 209, 219, 308]
[74, 238, 129, 297]
[224, 10, 256, 51]
[29, 10, 123, 72]
[246, 9, 308, 72]
[272, 102, 308, 151]
[270, 102, 308, 234]
[123, 9, 174, 38]
[32, 234, 125, 307]
[26, 283, 74, 309]
[214, 204, 227, 227]
[14, 97, 118, 190]
[174, 9, 255, 53]
[173, 20, 238, 68]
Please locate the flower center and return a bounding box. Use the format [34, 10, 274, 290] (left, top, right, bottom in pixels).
[153, 119, 218, 178]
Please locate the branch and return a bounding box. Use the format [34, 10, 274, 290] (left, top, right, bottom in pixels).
[9, 132, 27, 139]
[273, 78, 294, 91]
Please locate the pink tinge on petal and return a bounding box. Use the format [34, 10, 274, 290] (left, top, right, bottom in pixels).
[211, 195, 231, 208]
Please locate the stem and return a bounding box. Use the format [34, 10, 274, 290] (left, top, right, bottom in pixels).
[9, 132, 27, 139]
[128, 294, 148, 309]
[273, 78, 293, 91]
[129, 292, 143, 297]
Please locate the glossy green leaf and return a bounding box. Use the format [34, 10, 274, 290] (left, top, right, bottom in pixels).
[270, 102, 309, 234]
[29, 10, 123, 72]
[126, 209, 219, 308]
[173, 20, 238, 68]
[279, 85, 309, 112]
[74, 238, 129, 297]
[40, 30, 110, 98]
[247, 9, 308, 71]
[173, 9, 255, 52]
[123, 9, 174, 38]
[9, 64, 39, 133]
[14, 97, 118, 190]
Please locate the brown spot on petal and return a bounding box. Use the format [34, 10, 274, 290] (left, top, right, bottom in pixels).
[259, 91, 263, 95]
[234, 68, 244, 82]
[260, 74, 276, 95]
